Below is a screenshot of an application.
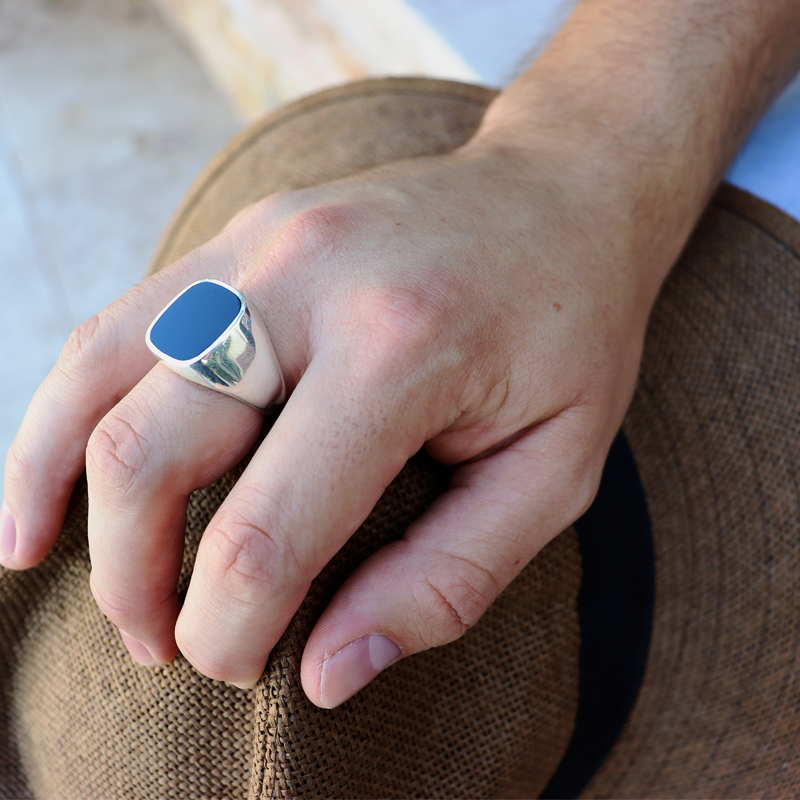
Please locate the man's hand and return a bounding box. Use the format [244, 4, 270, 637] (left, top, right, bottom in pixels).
[0, 142, 646, 702]
[3, 0, 800, 707]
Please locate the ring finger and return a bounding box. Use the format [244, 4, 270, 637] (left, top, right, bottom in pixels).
[86, 362, 263, 663]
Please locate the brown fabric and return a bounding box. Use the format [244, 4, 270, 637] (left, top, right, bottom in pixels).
[0, 474, 254, 800]
[0, 78, 582, 800]
[585, 188, 800, 798]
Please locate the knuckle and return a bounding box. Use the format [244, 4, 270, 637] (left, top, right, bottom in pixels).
[252, 190, 295, 219]
[60, 315, 104, 376]
[174, 634, 235, 683]
[350, 287, 448, 377]
[560, 449, 606, 524]
[225, 192, 291, 231]
[271, 205, 351, 268]
[222, 205, 254, 232]
[533, 425, 607, 529]
[4, 440, 35, 492]
[205, 503, 302, 605]
[91, 573, 173, 631]
[175, 616, 243, 681]
[574, 469, 602, 519]
[367, 289, 435, 343]
[86, 409, 151, 497]
[411, 557, 499, 648]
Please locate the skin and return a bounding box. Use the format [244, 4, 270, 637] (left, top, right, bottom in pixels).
[3, 0, 800, 705]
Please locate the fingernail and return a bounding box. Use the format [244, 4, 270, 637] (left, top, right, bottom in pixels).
[119, 629, 158, 668]
[320, 635, 401, 709]
[225, 678, 259, 691]
[0, 501, 17, 566]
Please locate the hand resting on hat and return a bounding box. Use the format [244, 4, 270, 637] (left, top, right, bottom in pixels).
[3, 0, 800, 707]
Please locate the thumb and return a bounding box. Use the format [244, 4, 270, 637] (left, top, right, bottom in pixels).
[300, 415, 605, 708]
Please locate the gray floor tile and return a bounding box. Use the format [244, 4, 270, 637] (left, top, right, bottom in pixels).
[0, 0, 240, 500]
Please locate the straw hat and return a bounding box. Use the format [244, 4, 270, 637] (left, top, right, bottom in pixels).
[2, 77, 799, 799]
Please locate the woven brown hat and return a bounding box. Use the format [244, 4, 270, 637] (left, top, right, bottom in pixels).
[2, 77, 800, 799]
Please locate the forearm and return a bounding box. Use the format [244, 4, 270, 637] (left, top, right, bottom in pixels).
[471, 0, 800, 300]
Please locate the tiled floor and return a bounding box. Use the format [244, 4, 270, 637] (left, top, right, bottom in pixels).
[0, 0, 240, 498]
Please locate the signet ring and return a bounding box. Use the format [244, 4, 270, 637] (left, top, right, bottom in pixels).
[145, 279, 286, 412]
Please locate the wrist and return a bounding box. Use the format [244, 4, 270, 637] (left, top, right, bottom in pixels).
[473, 69, 704, 287]
[466, 0, 800, 301]
[462, 113, 682, 312]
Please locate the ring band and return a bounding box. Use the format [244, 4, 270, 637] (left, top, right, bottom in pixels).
[145, 279, 285, 411]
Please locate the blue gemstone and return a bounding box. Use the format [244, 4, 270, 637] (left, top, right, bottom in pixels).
[150, 281, 241, 361]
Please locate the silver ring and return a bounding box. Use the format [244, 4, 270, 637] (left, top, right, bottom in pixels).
[145, 279, 286, 412]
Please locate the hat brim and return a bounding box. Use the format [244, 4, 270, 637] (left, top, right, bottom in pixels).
[586, 184, 800, 798]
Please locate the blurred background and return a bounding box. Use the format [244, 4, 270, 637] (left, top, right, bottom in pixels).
[0, 0, 241, 497]
[0, 0, 571, 498]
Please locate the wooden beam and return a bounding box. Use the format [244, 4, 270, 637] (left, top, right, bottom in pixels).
[154, 0, 477, 119]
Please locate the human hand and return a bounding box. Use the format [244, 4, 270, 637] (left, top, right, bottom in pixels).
[12, 0, 800, 704]
[1, 135, 655, 705]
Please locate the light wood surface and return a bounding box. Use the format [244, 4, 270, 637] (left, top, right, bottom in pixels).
[154, 0, 477, 119]
[0, 0, 240, 499]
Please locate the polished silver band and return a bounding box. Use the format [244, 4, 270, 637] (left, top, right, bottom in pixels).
[145, 279, 285, 412]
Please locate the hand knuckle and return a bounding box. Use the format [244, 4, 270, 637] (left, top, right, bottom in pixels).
[412, 557, 498, 648]
[369, 290, 432, 342]
[272, 205, 349, 268]
[562, 453, 605, 523]
[60, 314, 104, 377]
[86, 410, 151, 497]
[347, 287, 446, 379]
[253, 190, 294, 218]
[224, 192, 291, 232]
[575, 471, 602, 518]
[91, 572, 173, 632]
[206, 506, 300, 604]
[4, 441, 35, 491]
[174, 637, 232, 683]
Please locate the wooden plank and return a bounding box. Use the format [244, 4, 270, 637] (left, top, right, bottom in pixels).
[154, 0, 477, 119]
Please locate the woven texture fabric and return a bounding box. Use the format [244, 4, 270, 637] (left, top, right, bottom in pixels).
[0, 79, 582, 800]
[585, 187, 800, 798]
[0, 473, 254, 800]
